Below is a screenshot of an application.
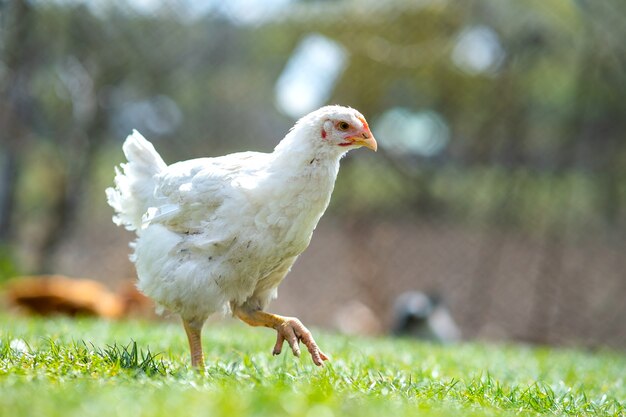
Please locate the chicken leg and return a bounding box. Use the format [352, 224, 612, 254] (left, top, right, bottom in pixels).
[234, 307, 329, 366]
[183, 319, 205, 369]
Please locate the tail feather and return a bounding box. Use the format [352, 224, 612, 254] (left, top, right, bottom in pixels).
[106, 130, 166, 231]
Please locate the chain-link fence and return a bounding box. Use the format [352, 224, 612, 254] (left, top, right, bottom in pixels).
[1, 0, 625, 348]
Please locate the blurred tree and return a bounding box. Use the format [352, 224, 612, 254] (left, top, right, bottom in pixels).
[0, 0, 35, 244]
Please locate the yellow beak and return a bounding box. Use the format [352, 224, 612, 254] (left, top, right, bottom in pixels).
[346, 133, 378, 152]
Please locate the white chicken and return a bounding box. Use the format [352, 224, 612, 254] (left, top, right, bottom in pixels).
[106, 105, 377, 368]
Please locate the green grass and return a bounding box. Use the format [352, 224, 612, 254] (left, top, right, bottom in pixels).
[0, 314, 624, 417]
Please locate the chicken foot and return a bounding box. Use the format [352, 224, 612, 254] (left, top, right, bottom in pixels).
[233, 307, 328, 366]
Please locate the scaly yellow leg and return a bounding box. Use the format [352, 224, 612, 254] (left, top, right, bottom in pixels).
[183, 319, 205, 369]
[233, 307, 329, 366]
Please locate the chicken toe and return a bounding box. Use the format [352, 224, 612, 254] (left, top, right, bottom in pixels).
[234, 307, 328, 366]
[276, 317, 328, 366]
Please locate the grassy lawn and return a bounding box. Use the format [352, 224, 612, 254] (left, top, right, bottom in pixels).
[0, 314, 624, 417]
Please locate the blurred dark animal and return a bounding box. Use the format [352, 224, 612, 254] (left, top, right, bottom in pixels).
[4, 275, 152, 319]
[392, 291, 461, 343]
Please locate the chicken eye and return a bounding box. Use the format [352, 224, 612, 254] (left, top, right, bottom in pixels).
[337, 121, 350, 131]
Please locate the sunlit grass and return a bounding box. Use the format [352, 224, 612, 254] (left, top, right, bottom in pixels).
[0, 314, 624, 416]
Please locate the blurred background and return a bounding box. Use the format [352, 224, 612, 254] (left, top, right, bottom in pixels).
[1, 0, 625, 348]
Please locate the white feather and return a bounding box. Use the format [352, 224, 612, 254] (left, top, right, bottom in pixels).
[106, 130, 167, 231]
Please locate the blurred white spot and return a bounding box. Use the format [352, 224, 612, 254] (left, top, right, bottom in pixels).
[112, 95, 182, 137]
[451, 25, 505, 76]
[56, 56, 95, 123]
[124, 0, 162, 14]
[275, 34, 348, 118]
[10, 338, 29, 355]
[215, 0, 293, 25]
[376, 108, 450, 157]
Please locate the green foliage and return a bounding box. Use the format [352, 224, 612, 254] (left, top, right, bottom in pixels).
[333, 160, 608, 236]
[0, 315, 624, 417]
[0, 246, 20, 284]
[95, 341, 166, 377]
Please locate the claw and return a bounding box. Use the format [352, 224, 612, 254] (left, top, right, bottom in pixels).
[282, 322, 301, 357]
[276, 317, 328, 366]
[232, 307, 329, 367]
[272, 332, 285, 356]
